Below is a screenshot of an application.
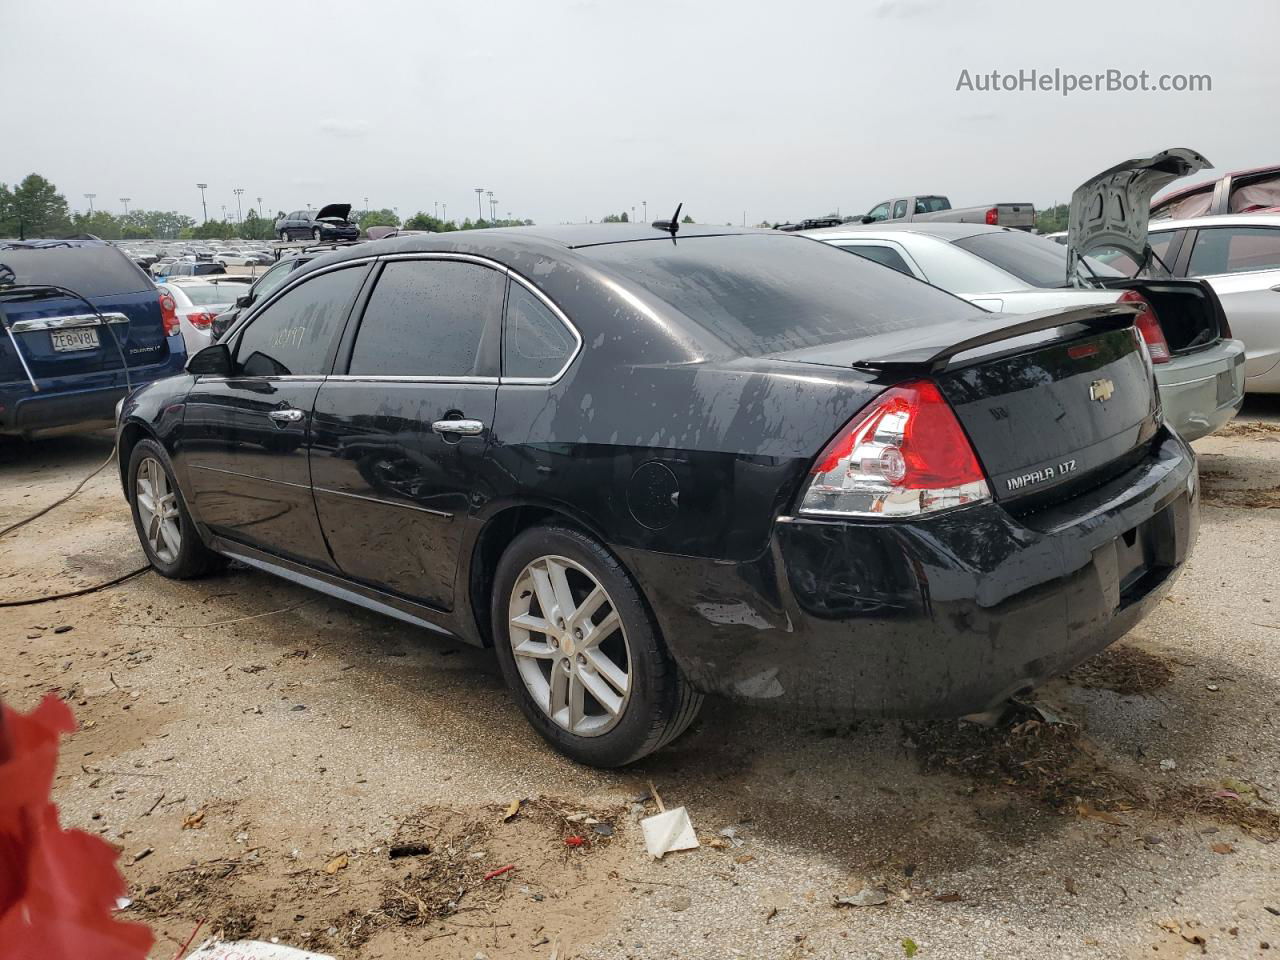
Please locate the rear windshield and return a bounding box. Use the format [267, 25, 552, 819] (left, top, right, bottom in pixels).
[181, 283, 244, 306]
[952, 231, 1124, 287]
[0, 246, 152, 296]
[584, 233, 977, 356]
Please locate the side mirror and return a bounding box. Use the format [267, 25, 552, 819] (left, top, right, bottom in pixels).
[860, 216, 876, 224]
[235, 294, 253, 308]
[187, 342, 233, 377]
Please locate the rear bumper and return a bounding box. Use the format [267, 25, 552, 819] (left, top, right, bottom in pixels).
[1156, 338, 1245, 441]
[0, 337, 187, 435]
[619, 429, 1197, 718]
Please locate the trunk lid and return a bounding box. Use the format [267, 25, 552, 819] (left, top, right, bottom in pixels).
[0, 245, 170, 385]
[1067, 147, 1211, 281]
[766, 304, 1161, 508]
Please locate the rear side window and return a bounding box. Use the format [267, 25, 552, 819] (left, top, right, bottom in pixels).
[504, 282, 577, 379]
[952, 230, 1124, 287]
[1188, 227, 1280, 276]
[347, 259, 504, 377]
[892, 200, 908, 219]
[0, 247, 152, 295]
[585, 234, 976, 356]
[833, 242, 915, 277]
[235, 266, 366, 377]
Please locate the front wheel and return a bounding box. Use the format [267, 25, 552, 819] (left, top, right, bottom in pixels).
[312, 228, 322, 241]
[491, 523, 702, 767]
[278, 230, 289, 241]
[127, 438, 223, 579]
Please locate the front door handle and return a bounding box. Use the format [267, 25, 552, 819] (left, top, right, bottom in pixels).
[431, 418, 485, 437]
[268, 408, 305, 423]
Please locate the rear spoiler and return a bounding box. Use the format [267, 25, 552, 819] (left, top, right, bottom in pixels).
[849, 303, 1142, 374]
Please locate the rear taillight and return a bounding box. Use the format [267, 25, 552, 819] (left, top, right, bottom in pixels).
[158, 290, 180, 337]
[188, 312, 215, 329]
[984, 207, 999, 225]
[1118, 289, 1170, 364]
[798, 380, 990, 519]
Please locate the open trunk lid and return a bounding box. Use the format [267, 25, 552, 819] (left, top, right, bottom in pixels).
[1067, 147, 1211, 280]
[767, 303, 1162, 508]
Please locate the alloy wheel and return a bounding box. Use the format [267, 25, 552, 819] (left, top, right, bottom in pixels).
[135, 456, 181, 564]
[508, 555, 631, 737]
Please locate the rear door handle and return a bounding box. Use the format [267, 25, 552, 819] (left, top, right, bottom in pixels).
[431, 418, 485, 437]
[268, 408, 305, 423]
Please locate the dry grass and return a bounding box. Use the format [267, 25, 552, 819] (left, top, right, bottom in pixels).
[1066, 644, 1175, 695]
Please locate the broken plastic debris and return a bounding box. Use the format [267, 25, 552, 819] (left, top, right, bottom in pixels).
[834, 887, 889, 907]
[642, 808, 699, 859]
[1160, 758, 1177, 771]
[186, 941, 334, 960]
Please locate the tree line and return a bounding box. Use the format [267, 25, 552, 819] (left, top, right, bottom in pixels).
[0, 173, 537, 242]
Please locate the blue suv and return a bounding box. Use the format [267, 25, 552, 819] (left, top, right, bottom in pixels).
[0, 240, 188, 437]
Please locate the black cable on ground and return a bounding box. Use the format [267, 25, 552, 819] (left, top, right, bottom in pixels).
[0, 445, 118, 540]
[0, 565, 150, 607]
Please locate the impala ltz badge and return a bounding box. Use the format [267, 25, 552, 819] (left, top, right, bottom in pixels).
[1090, 378, 1115, 403]
[1006, 459, 1078, 492]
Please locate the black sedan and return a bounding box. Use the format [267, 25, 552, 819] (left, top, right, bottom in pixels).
[116, 224, 1198, 767]
[275, 203, 361, 242]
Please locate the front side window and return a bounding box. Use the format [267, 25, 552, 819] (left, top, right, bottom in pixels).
[504, 283, 577, 379]
[865, 202, 890, 222]
[1188, 226, 1280, 276]
[234, 266, 366, 377]
[346, 259, 504, 377]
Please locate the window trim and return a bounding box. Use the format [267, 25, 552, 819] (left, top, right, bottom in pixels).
[326, 252, 582, 386]
[1181, 224, 1280, 279]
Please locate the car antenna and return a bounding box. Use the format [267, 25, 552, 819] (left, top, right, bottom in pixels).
[652, 202, 683, 236]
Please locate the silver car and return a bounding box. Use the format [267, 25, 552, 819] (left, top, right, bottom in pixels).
[1098, 214, 1280, 393]
[806, 149, 1246, 441]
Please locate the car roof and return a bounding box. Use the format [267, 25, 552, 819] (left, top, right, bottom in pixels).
[1148, 213, 1280, 230]
[800, 221, 1005, 242]
[1153, 163, 1280, 205]
[303, 223, 767, 270]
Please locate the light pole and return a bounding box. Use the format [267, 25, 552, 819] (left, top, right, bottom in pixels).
[442, 202, 447, 223]
[233, 188, 244, 224]
[631, 205, 636, 223]
[84, 193, 96, 214]
[364, 196, 369, 217]
[486, 190, 494, 222]
[475, 187, 484, 222]
[196, 184, 208, 223]
[221, 204, 227, 222]
[642, 201, 648, 222]
[434, 201, 439, 220]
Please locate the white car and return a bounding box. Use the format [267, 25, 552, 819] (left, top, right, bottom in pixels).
[1094, 214, 1280, 393]
[158, 277, 252, 354]
[805, 148, 1246, 442]
[215, 250, 272, 266]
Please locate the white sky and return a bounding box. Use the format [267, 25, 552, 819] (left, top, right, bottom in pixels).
[2, 0, 1276, 225]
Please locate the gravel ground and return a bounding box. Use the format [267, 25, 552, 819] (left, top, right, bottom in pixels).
[2, 398, 1279, 960]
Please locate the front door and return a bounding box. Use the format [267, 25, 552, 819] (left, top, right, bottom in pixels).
[309, 257, 506, 610]
[182, 263, 371, 567]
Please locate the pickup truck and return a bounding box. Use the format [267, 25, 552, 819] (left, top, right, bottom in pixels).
[0, 239, 188, 437]
[861, 195, 1036, 231]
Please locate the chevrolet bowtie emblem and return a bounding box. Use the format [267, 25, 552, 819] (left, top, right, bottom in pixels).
[1090, 378, 1115, 403]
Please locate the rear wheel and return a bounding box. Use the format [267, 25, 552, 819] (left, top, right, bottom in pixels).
[278, 229, 289, 241]
[491, 523, 702, 767]
[127, 438, 223, 579]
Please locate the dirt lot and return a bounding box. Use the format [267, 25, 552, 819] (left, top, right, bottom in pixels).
[3, 401, 1280, 960]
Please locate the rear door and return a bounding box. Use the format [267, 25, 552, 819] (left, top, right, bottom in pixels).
[182, 262, 371, 567]
[1182, 224, 1280, 385]
[309, 256, 505, 610]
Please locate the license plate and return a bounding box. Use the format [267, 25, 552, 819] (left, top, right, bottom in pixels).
[50, 328, 100, 352]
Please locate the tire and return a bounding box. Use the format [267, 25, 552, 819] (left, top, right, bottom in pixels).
[491, 523, 703, 767]
[278, 230, 289, 242]
[312, 228, 322, 242]
[127, 438, 224, 580]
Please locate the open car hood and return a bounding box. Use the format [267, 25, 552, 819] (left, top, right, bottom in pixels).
[1067, 147, 1210, 281]
[316, 202, 352, 222]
